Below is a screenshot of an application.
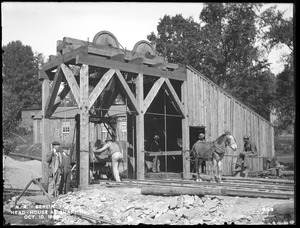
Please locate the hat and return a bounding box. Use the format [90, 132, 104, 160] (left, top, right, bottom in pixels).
[199, 133, 205, 138]
[243, 135, 250, 139]
[154, 135, 160, 139]
[52, 141, 60, 145]
[105, 135, 113, 142]
[63, 145, 70, 150]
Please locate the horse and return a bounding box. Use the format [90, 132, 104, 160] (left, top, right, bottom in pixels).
[190, 131, 237, 182]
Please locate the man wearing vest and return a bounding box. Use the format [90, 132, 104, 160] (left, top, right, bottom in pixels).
[93, 135, 123, 182]
[58, 145, 72, 194]
[47, 141, 63, 197]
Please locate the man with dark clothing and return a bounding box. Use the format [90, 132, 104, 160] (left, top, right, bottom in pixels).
[234, 135, 258, 177]
[47, 141, 63, 197]
[151, 135, 161, 172]
[59, 146, 71, 194]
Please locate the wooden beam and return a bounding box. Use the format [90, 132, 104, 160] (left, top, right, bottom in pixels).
[136, 73, 145, 180]
[181, 81, 190, 180]
[41, 79, 51, 188]
[88, 69, 115, 110]
[145, 150, 183, 156]
[129, 57, 144, 65]
[61, 63, 81, 107]
[143, 77, 165, 113]
[110, 53, 125, 62]
[115, 70, 139, 113]
[76, 54, 186, 81]
[51, 85, 71, 115]
[141, 186, 225, 196]
[164, 78, 185, 117]
[41, 46, 88, 73]
[79, 64, 90, 188]
[45, 65, 63, 118]
[100, 89, 120, 117]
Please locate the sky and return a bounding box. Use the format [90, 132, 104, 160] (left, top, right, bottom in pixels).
[2, 2, 293, 75]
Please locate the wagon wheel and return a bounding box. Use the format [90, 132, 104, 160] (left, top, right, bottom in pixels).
[132, 40, 156, 57]
[93, 31, 120, 48]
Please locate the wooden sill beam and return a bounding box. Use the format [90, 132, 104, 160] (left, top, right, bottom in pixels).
[76, 54, 186, 81]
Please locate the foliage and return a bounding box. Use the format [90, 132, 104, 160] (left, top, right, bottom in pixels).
[148, 3, 276, 120]
[3, 139, 17, 155]
[2, 40, 43, 138]
[259, 6, 294, 134]
[2, 87, 22, 139]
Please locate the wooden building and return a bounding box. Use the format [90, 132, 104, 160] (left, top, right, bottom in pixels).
[33, 106, 127, 145]
[39, 31, 274, 188]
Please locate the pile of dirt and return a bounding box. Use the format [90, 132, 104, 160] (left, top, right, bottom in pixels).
[3, 156, 42, 190]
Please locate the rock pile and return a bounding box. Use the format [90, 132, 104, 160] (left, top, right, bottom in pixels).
[50, 184, 293, 225]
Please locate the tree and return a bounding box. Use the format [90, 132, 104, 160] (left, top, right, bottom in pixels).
[2, 40, 43, 137]
[259, 6, 294, 134]
[147, 3, 276, 120]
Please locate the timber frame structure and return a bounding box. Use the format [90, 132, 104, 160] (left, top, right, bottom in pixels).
[40, 31, 275, 188]
[40, 31, 189, 188]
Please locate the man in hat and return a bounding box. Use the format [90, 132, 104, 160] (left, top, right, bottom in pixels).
[58, 145, 72, 194]
[234, 135, 258, 177]
[47, 141, 63, 197]
[93, 135, 123, 182]
[150, 135, 161, 172]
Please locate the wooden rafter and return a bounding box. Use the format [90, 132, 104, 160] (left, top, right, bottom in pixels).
[88, 69, 116, 110]
[76, 54, 186, 81]
[164, 78, 185, 117]
[143, 77, 165, 113]
[44, 65, 63, 118]
[50, 84, 71, 117]
[41, 46, 88, 75]
[115, 70, 139, 113]
[61, 63, 81, 107]
[101, 89, 119, 117]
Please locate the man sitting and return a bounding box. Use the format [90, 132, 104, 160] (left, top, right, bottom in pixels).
[233, 135, 258, 177]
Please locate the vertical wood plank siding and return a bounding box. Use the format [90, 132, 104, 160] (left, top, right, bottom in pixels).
[187, 68, 274, 175]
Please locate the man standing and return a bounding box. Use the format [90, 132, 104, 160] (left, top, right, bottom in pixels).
[151, 135, 161, 173]
[234, 135, 258, 177]
[47, 141, 63, 197]
[59, 146, 71, 194]
[93, 136, 123, 182]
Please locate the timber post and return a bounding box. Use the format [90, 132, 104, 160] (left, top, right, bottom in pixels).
[181, 80, 190, 179]
[41, 78, 51, 188]
[136, 73, 145, 180]
[79, 64, 90, 188]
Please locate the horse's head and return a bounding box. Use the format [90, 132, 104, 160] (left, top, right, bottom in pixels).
[225, 133, 237, 151]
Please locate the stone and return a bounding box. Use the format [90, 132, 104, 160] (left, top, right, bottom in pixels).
[190, 217, 204, 225]
[153, 211, 176, 224]
[152, 201, 169, 214]
[177, 195, 184, 208]
[182, 207, 202, 219]
[169, 197, 178, 209]
[183, 195, 195, 208]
